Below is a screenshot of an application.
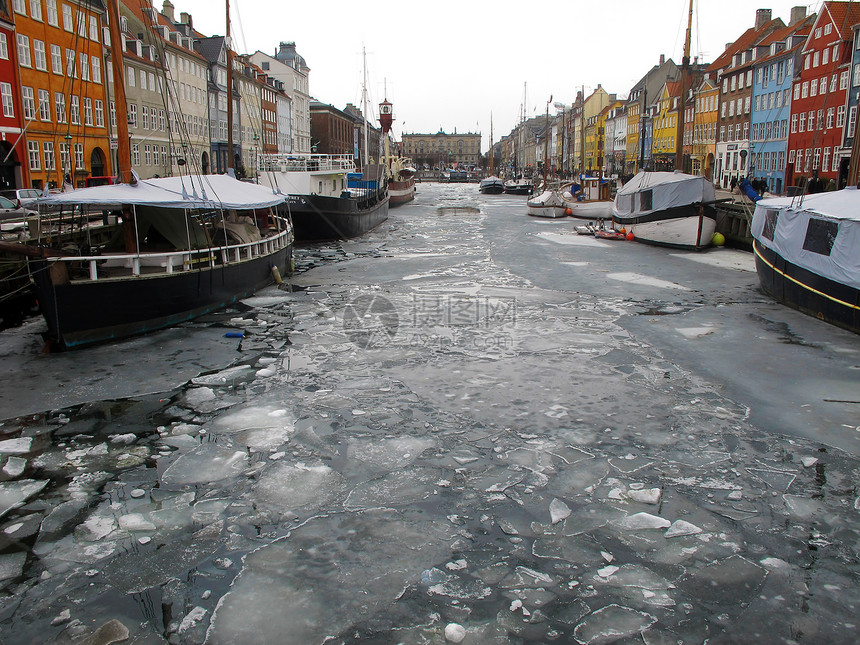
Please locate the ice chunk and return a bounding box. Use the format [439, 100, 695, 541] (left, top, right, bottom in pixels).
[616, 512, 671, 530]
[2, 456, 27, 478]
[573, 604, 656, 644]
[347, 437, 435, 471]
[664, 520, 702, 538]
[75, 514, 117, 542]
[679, 555, 767, 605]
[627, 488, 662, 505]
[0, 437, 32, 455]
[117, 513, 156, 532]
[597, 565, 619, 578]
[161, 445, 248, 486]
[0, 480, 48, 520]
[344, 467, 437, 511]
[255, 462, 346, 513]
[550, 498, 571, 524]
[179, 606, 208, 634]
[0, 552, 26, 583]
[76, 619, 129, 645]
[801, 457, 818, 468]
[444, 623, 466, 643]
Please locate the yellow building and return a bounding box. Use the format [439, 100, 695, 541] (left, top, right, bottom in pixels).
[651, 81, 680, 170]
[402, 130, 481, 169]
[691, 78, 719, 179]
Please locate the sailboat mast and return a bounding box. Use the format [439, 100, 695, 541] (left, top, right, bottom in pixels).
[105, 0, 132, 183]
[544, 97, 551, 185]
[362, 47, 369, 170]
[675, 0, 694, 172]
[489, 113, 494, 175]
[226, 0, 234, 171]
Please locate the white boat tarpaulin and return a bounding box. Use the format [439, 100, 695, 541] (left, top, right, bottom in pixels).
[751, 187, 860, 290]
[613, 171, 716, 216]
[37, 175, 285, 210]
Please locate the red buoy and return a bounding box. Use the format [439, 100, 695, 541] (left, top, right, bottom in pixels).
[626, 232, 635, 241]
[619, 227, 626, 234]
[565, 208, 572, 216]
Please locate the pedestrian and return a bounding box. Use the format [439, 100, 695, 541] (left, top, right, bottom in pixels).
[730, 176, 738, 194]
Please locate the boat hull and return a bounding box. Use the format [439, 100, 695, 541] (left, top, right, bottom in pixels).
[479, 180, 505, 195]
[287, 192, 389, 241]
[753, 240, 860, 334]
[32, 245, 291, 349]
[612, 204, 716, 249]
[527, 204, 567, 218]
[389, 179, 415, 206]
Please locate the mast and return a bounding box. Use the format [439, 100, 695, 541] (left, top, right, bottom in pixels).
[675, 0, 694, 172]
[489, 113, 494, 175]
[361, 47, 369, 171]
[544, 96, 551, 186]
[105, 0, 132, 183]
[226, 0, 233, 171]
[580, 85, 585, 182]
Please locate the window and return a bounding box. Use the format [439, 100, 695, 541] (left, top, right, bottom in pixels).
[51, 44, 62, 74]
[38, 89, 49, 121]
[827, 107, 834, 129]
[813, 147, 821, 170]
[46, 0, 57, 25]
[144, 144, 151, 166]
[62, 4, 72, 31]
[745, 96, 750, 114]
[140, 69, 146, 90]
[13, 0, 26, 14]
[89, 15, 98, 40]
[823, 48, 829, 65]
[43, 142, 55, 170]
[17, 35, 31, 67]
[33, 40, 46, 70]
[91, 56, 101, 84]
[54, 92, 66, 123]
[28, 141, 40, 170]
[74, 143, 83, 170]
[824, 23, 832, 36]
[819, 77, 827, 95]
[810, 79, 817, 97]
[794, 84, 800, 100]
[141, 105, 148, 130]
[83, 97, 92, 125]
[849, 106, 858, 138]
[21, 86, 35, 120]
[813, 51, 819, 67]
[127, 66, 135, 87]
[840, 71, 849, 90]
[30, 0, 42, 20]
[762, 210, 779, 241]
[823, 147, 831, 171]
[0, 33, 6, 60]
[0, 83, 13, 117]
[65, 48, 75, 76]
[639, 189, 653, 212]
[132, 144, 140, 166]
[801, 82, 808, 98]
[70, 95, 79, 124]
[837, 105, 846, 127]
[802, 218, 838, 256]
[110, 101, 116, 128]
[95, 99, 104, 127]
[129, 103, 137, 127]
[76, 10, 85, 37]
[79, 52, 88, 80]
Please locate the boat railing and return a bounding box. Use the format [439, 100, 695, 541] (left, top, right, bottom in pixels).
[44, 218, 292, 282]
[258, 153, 356, 174]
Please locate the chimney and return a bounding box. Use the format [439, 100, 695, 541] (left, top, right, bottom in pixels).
[790, 6, 806, 25]
[179, 12, 192, 28]
[659, 54, 665, 64]
[162, 0, 175, 22]
[755, 9, 772, 30]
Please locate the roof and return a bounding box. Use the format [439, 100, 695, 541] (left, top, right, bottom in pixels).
[822, 1, 860, 40]
[707, 17, 786, 73]
[38, 175, 285, 210]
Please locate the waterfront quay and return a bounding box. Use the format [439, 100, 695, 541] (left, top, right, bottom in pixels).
[0, 183, 858, 644]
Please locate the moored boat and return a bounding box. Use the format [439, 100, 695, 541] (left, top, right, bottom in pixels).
[7, 174, 292, 350]
[611, 170, 718, 249]
[378, 98, 416, 207]
[479, 176, 505, 194]
[751, 187, 860, 334]
[527, 190, 567, 218]
[505, 177, 534, 195]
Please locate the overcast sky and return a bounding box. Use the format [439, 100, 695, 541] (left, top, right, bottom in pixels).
[171, 0, 819, 152]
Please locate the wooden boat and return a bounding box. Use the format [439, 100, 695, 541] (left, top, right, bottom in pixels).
[12, 176, 292, 349]
[527, 190, 567, 218]
[379, 98, 415, 207]
[611, 170, 717, 249]
[505, 177, 534, 195]
[479, 176, 505, 194]
[751, 187, 860, 334]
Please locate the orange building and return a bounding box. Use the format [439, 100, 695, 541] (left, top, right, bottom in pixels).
[691, 78, 719, 179]
[14, 0, 112, 188]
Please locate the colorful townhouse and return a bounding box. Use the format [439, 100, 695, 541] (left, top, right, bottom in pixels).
[651, 80, 680, 171]
[749, 13, 813, 194]
[690, 77, 719, 179]
[624, 55, 678, 174]
[787, 1, 860, 188]
[710, 9, 785, 189]
[0, 1, 25, 189]
[15, 0, 113, 189]
[846, 24, 860, 183]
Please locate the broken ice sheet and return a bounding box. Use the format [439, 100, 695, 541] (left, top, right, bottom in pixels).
[678, 554, 767, 606]
[346, 436, 436, 471]
[549, 498, 571, 524]
[206, 509, 456, 645]
[0, 480, 48, 520]
[344, 467, 438, 511]
[254, 462, 346, 514]
[161, 445, 248, 486]
[573, 604, 657, 644]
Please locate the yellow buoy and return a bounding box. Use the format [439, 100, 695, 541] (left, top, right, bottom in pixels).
[712, 232, 726, 247]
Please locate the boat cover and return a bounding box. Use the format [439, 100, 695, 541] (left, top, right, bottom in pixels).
[751, 187, 860, 290]
[37, 175, 285, 210]
[613, 171, 715, 217]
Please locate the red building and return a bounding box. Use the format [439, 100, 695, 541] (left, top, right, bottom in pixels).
[787, 1, 860, 186]
[0, 2, 25, 189]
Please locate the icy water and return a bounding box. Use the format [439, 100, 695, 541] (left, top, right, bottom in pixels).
[1, 183, 860, 644]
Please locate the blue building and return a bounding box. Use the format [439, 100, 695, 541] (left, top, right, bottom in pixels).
[750, 16, 813, 194]
[844, 24, 860, 178]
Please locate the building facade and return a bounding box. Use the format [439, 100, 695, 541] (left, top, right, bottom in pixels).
[0, 0, 25, 188]
[402, 129, 481, 170]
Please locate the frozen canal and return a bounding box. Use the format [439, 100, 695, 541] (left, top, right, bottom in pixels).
[1, 182, 859, 644]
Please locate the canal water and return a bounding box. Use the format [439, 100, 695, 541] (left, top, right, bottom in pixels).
[1, 182, 859, 644]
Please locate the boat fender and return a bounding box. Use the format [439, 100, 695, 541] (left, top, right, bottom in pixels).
[271, 265, 283, 284]
[626, 232, 635, 241]
[225, 332, 244, 338]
